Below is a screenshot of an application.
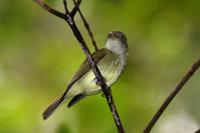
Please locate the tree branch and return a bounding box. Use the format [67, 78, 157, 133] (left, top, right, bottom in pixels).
[73, 0, 99, 51]
[34, 0, 124, 132]
[71, 0, 82, 17]
[34, 0, 66, 19]
[63, 0, 69, 14]
[143, 58, 200, 133]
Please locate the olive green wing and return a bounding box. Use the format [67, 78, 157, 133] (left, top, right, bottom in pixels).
[63, 48, 107, 95]
[42, 49, 107, 120]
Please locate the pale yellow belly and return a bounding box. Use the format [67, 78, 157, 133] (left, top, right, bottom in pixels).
[68, 57, 121, 97]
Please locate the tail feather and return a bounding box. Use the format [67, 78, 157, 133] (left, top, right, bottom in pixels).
[42, 96, 66, 120]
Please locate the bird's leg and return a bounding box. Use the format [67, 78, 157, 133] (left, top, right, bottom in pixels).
[94, 77, 106, 86]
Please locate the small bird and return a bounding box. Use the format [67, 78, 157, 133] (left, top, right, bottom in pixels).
[42, 31, 128, 120]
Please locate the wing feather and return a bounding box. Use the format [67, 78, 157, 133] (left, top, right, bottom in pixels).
[62, 48, 108, 97]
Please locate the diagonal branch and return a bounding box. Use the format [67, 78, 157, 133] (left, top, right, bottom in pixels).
[71, 0, 82, 17]
[143, 58, 200, 133]
[66, 18, 124, 132]
[63, 0, 69, 14]
[34, 0, 66, 19]
[73, 0, 99, 51]
[34, 0, 124, 132]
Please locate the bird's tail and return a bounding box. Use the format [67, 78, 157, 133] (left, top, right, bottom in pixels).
[42, 96, 67, 120]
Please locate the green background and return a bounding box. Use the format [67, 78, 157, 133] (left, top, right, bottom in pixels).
[0, 0, 200, 132]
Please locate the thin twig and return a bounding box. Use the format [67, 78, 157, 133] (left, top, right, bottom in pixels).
[34, 0, 124, 132]
[63, 0, 69, 14]
[73, 0, 98, 51]
[71, 0, 82, 17]
[34, 0, 66, 19]
[143, 58, 200, 133]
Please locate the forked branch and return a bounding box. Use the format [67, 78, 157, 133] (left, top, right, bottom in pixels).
[73, 0, 98, 51]
[34, 0, 124, 132]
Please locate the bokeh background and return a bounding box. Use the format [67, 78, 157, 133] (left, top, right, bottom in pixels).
[0, 0, 200, 133]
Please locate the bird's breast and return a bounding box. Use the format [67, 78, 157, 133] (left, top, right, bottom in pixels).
[70, 52, 125, 96]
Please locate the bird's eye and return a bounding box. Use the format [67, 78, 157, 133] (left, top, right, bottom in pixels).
[121, 35, 127, 41]
[108, 32, 113, 38]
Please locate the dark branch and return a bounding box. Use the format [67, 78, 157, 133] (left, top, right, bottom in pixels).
[71, 0, 82, 17]
[73, 0, 98, 51]
[34, 0, 124, 132]
[63, 0, 69, 14]
[143, 58, 200, 133]
[34, 0, 66, 19]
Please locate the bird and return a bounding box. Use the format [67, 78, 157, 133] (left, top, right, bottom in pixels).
[42, 31, 128, 120]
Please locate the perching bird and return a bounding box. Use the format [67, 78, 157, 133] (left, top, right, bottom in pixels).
[42, 31, 128, 120]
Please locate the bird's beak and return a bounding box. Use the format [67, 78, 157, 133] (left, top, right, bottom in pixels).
[108, 32, 113, 38]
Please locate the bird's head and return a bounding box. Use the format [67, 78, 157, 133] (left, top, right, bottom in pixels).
[106, 31, 128, 55]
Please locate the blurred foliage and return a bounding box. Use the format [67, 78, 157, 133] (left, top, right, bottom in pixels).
[0, 0, 200, 133]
